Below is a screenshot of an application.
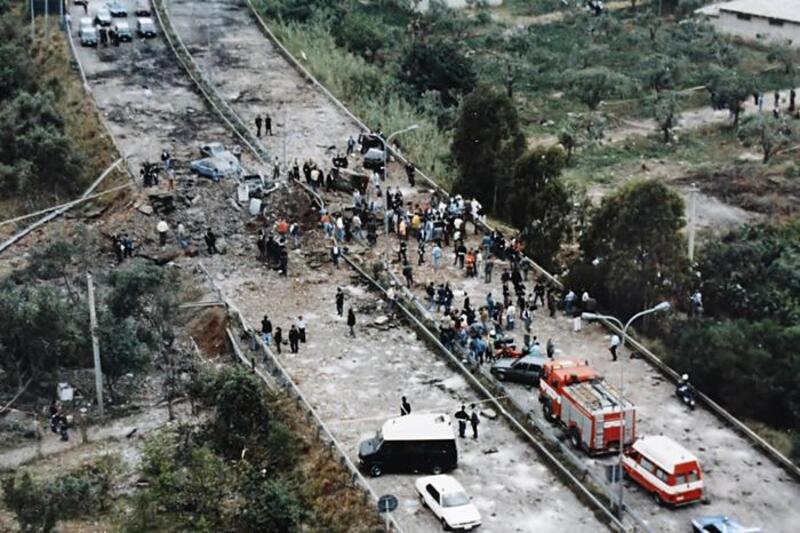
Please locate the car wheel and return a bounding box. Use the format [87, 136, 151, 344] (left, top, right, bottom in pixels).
[441, 517, 451, 531]
[419, 494, 427, 508]
[569, 428, 582, 450]
[496, 372, 506, 381]
[652, 491, 663, 506]
[542, 401, 557, 423]
[369, 464, 382, 477]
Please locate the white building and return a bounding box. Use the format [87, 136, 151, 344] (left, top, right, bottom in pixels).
[697, 0, 800, 47]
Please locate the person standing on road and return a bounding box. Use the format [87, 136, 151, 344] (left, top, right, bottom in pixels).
[157, 220, 169, 247]
[405, 162, 416, 187]
[265, 113, 273, 136]
[261, 315, 273, 346]
[331, 242, 341, 268]
[255, 115, 262, 137]
[547, 291, 557, 318]
[609, 334, 620, 362]
[400, 396, 412, 416]
[336, 288, 345, 317]
[402, 261, 414, 288]
[296, 316, 306, 343]
[455, 405, 469, 438]
[484, 257, 494, 283]
[288, 325, 300, 353]
[432, 243, 442, 270]
[347, 307, 356, 337]
[470, 404, 480, 439]
[546, 338, 555, 359]
[205, 228, 220, 255]
[273, 327, 283, 354]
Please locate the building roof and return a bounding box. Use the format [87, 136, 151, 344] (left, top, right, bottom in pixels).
[381, 413, 455, 441]
[633, 435, 698, 471]
[714, 0, 800, 25]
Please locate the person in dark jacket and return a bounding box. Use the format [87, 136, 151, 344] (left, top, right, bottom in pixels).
[347, 308, 356, 337]
[400, 396, 411, 416]
[470, 404, 480, 439]
[454, 405, 469, 438]
[335, 288, 345, 316]
[273, 327, 283, 354]
[288, 325, 300, 353]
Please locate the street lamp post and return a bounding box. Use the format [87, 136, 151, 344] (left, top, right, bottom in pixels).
[582, 301, 671, 517]
[379, 124, 420, 264]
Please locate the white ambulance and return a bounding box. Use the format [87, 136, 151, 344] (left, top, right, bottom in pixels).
[622, 435, 704, 506]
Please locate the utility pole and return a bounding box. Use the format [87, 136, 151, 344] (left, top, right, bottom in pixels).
[44, 0, 48, 41]
[87, 273, 104, 418]
[688, 182, 698, 263]
[30, 0, 34, 41]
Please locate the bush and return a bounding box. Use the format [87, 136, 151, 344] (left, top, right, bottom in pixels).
[3, 456, 118, 531]
[399, 39, 476, 107]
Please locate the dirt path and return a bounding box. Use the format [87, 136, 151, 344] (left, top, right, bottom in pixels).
[0, 403, 190, 471]
[491, 1, 636, 27]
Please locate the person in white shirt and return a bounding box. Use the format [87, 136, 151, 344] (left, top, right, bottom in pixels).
[609, 334, 620, 361]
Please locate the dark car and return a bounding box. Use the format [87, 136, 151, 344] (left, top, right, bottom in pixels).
[490, 354, 547, 385]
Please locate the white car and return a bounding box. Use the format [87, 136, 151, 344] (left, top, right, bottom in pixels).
[416, 475, 481, 531]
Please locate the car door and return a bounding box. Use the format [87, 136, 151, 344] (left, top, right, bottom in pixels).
[425, 484, 442, 519]
[525, 363, 543, 386]
[509, 362, 528, 383]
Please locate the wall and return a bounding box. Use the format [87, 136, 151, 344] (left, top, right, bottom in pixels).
[708, 11, 800, 47]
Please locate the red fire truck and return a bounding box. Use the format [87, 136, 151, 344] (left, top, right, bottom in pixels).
[539, 359, 636, 455]
[622, 435, 704, 506]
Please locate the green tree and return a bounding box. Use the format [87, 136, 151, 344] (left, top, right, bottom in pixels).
[507, 146, 572, 269]
[564, 67, 635, 110]
[333, 11, 386, 61]
[740, 113, 793, 163]
[571, 180, 688, 319]
[767, 43, 794, 75]
[557, 117, 579, 163]
[0, 282, 89, 388]
[696, 221, 800, 325]
[213, 368, 271, 457]
[667, 319, 800, 429]
[399, 39, 476, 106]
[451, 86, 525, 213]
[652, 90, 680, 143]
[236, 473, 305, 532]
[706, 68, 753, 127]
[641, 54, 681, 93]
[0, 90, 84, 199]
[97, 315, 151, 401]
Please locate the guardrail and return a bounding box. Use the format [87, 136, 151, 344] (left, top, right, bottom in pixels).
[242, 0, 800, 482]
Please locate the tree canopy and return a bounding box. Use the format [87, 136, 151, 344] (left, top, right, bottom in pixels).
[570, 180, 688, 318]
[399, 39, 476, 107]
[506, 146, 572, 269]
[451, 86, 525, 213]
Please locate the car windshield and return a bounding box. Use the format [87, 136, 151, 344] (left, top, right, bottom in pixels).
[442, 491, 470, 507]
